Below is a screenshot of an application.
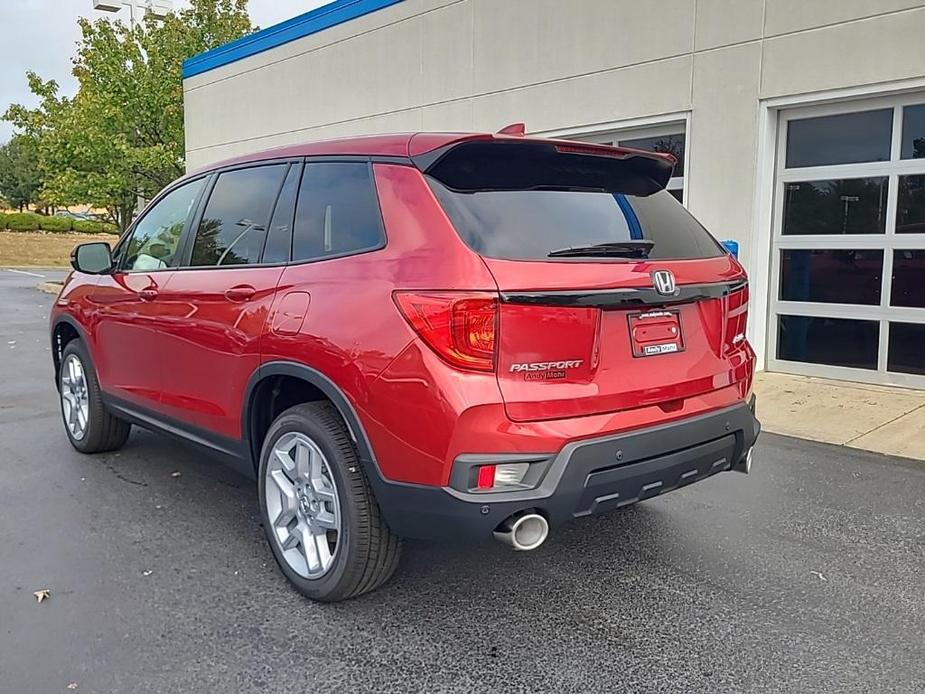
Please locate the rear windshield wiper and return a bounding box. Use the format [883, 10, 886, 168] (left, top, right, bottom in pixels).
[547, 240, 655, 258]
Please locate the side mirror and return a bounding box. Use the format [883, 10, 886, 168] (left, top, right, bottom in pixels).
[71, 242, 113, 274]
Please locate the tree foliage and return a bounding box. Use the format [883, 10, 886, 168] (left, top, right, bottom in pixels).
[4, 0, 252, 229]
[0, 133, 43, 211]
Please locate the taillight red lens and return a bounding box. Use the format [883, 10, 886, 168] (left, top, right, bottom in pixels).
[724, 286, 749, 353]
[393, 292, 498, 372]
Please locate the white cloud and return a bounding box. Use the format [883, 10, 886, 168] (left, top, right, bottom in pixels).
[0, 0, 329, 142]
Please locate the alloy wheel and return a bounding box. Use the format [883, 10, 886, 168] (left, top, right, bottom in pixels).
[60, 354, 90, 441]
[265, 432, 342, 578]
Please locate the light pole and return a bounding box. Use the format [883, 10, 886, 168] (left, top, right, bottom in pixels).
[92, 1, 173, 218]
[92, 1, 173, 31]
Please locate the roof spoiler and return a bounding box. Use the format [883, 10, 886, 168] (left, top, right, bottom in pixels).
[413, 138, 675, 195]
[497, 122, 526, 136]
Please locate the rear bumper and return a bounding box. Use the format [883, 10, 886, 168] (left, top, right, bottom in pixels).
[372, 396, 760, 540]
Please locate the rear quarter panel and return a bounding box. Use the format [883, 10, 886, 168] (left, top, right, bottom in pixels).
[261, 163, 500, 485]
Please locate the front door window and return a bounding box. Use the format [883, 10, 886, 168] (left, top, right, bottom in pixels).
[121, 178, 206, 271]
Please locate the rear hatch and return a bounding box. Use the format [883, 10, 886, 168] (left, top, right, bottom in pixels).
[421, 138, 750, 422]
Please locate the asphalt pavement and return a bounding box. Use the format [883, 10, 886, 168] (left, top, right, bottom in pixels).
[1, 268, 923, 693]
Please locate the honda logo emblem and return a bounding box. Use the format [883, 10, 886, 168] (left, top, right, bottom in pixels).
[652, 270, 678, 296]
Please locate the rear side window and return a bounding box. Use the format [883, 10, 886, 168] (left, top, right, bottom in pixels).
[189, 164, 288, 267]
[292, 162, 384, 262]
[428, 182, 723, 261]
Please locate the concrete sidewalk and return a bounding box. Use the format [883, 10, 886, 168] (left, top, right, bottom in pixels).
[754, 372, 925, 461]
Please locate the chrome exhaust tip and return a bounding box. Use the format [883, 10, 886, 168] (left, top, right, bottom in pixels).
[733, 447, 753, 474]
[493, 511, 549, 551]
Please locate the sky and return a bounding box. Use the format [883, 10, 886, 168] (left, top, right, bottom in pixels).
[0, 0, 329, 142]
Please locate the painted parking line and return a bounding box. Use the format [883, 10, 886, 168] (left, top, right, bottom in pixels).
[3, 269, 46, 278]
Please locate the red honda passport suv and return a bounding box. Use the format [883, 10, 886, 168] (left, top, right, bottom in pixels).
[51, 130, 759, 602]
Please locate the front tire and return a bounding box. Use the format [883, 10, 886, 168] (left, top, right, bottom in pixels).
[59, 340, 131, 454]
[258, 402, 401, 602]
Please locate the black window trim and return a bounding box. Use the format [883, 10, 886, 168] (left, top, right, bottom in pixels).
[114, 154, 398, 275]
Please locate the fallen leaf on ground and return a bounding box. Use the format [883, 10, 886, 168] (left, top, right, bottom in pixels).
[33, 589, 51, 603]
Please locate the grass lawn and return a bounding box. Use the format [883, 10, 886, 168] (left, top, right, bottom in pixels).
[0, 230, 117, 267]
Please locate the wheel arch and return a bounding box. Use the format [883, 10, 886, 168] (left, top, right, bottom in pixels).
[50, 315, 91, 388]
[242, 362, 380, 477]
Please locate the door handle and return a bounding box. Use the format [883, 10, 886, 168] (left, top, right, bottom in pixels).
[225, 285, 256, 302]
[138, 288, 158, 301]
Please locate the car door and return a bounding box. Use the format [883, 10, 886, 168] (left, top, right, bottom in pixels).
[89, 176, 207, 411]
[154, 161, 300, 442]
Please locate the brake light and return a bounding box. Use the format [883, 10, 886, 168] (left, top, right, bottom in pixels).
[724, 285, 749, 354]
[393, 292, 498, 372]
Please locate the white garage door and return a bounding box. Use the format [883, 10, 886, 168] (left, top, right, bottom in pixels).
[768, 95, 925, 388]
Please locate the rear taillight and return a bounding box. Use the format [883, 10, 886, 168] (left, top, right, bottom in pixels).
[393, 292, 498, 372]
[723, 285, 749, 354]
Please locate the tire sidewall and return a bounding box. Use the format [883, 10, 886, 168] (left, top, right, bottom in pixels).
[257, 408, 360, 601]
[59, 341, 100, 452]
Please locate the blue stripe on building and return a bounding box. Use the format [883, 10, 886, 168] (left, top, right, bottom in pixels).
[183, 0, 405, 79]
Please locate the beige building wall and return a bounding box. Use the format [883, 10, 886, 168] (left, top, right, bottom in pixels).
[183, 0, 925, 370]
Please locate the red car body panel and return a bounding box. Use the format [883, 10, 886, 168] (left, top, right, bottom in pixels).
[51, 131, 758, 539]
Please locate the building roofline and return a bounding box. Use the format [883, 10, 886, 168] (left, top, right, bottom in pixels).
[182, 0, 404, 80]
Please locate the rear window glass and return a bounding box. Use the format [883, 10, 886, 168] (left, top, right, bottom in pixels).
[428, 181, 723, 261]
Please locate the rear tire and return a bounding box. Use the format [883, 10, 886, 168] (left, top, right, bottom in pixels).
[59, 340, 131, 454]
[258, 402, 401, 602]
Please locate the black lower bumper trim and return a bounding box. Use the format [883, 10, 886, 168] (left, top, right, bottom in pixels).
[371, 398, 760, 541]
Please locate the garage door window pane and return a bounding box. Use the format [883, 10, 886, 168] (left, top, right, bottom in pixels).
[780, 249, 882, 305]
[777, 315, 879, 370]
[191, 165, 288, 267]
[786, 109, 892, 168]
[782, 178, 887, 235]
[901, 104, 925, 159]
[891, 250, 925, 308]
[897, 175, 925, 233]
[618, 133, 685, 171]
[888, 323, 925, 375]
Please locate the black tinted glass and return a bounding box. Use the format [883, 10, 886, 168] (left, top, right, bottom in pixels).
[429, 184, 722, 261]
[262, 165, 301, 264]
[777, 315, 879, 370]
[780, 249, 882, 305]
[292, 163, 384, 262]
[190, 165, 287, 267]
[786, 109, 892, 168]
[782, 178, 887, 235]
[892, 250, 925, 308]
[122, 178, 205, 271]
[897, 175, 925, 233]
[618, 133, 685, 171]
[888, 323, 925, 375]
[901, 104, 925, 159]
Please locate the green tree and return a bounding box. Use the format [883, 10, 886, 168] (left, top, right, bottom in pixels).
[4, 0, 252, 230]
[0, 134, 43, 211]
